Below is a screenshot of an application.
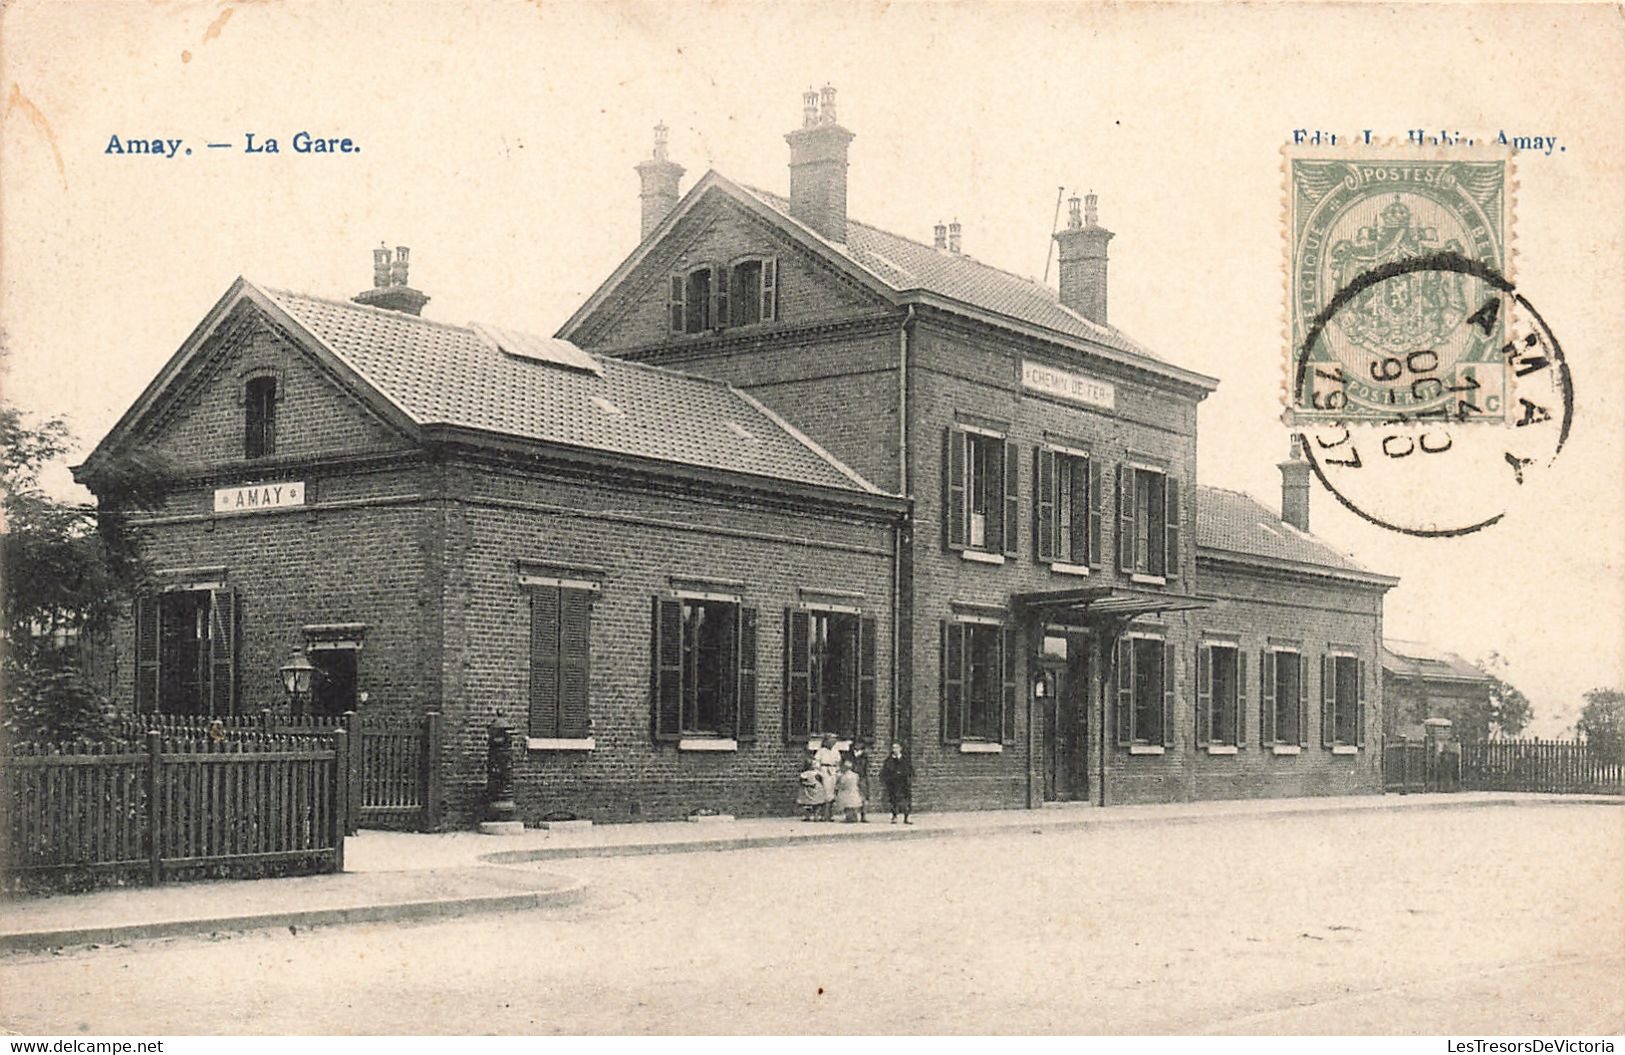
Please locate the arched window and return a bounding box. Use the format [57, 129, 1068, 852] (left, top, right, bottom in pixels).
[668, 257, 779, 334]
[244, 375, 277, 458]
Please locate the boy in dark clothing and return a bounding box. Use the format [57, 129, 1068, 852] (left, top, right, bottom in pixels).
[878, 742, 913, 824]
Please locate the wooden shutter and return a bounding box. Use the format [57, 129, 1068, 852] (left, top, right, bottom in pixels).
[1115, 637, 1133, 746]
[1321, 654, 1336, 748]
[1161, 641, 1175, 748]
[1195, 644, 1212, 749]
[668, 274, 685, 333]
[1001, 624, 1016, 744]
[559, 588, 592, 739]
[1087, 456, 1103, 569]
[1297, 652, 1309, 748]
[530, 587, 561, 738]
[762, 257, 778, 321]
[712, 264, 729, 330]
[1034, 447, 1055, 563]
[135, 593, 159, 714]
[208, 589, 236, 717]
[1117, 464, 1135, 573]
[1260, 649, 1275, 745]
[1356, 658, 1367, 748]
[735, 607, 757, 742]
[1235, 649, 1248, 748]
[652, 597, 683, 741]
[944, 428, 966, 550]
[1068, 457, 1090, 565]
[1002, 441, 1020, 557]
[784, 608, 811, 741]
[858, 615, 877, 743]
[940, 620, 964, 744]
[1164, 475, 1181, 580]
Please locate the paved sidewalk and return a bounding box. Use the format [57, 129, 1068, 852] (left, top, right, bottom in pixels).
[3, 791, 1612, 955]
[350, 789, 1619, 871]
[0, 866, 584, 954]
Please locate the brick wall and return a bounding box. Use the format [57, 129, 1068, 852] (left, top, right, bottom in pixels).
[441, 457, 897, 825]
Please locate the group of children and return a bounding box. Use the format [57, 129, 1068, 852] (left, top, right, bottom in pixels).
[796, 735, 914, 824]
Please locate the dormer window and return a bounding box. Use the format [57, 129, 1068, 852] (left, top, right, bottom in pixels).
[244, 375, 277, 458]
[668, 257, 779, 335]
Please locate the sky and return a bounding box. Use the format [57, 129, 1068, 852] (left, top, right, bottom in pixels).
[3, 1, 1622, 734]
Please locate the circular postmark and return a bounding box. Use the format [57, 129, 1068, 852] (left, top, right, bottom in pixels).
[1290, 251, 1572, 537]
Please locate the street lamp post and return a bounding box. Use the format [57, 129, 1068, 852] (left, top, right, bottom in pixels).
[279, 649, 317, 717]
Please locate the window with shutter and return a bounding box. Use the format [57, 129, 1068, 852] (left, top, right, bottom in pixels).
[735, 607, 757, 742]
[684, 268, 712, 333]
[652, 597, 683, 740]
[962, 622, 1002, 741]
[1325, 653, 1361, 749]
[1260, 648, 1275, 747]
[784, 608, 811, 741]
[941, 620, 964, 744]
[559, 589, 592, 739]
[1204, 644, 1240, 748]
[1001, 624, 1017, 744]
[155, 589, 212, 715]
[1034, 447, 1055, 563]
[1087, 457, 1104, 569]
[244, 377, 277, 459]
[1117, 464, 1135, 573]
[711, 265, 728, 332]
[529, 587, 561, 738]
[1355, 658, 1367, 748]
[1164, 475, 1180, 580]
[1160, 641, 1175, 748]
[1115, 636, 1133, 746]
[1265, 649, 1303, 746]
[1002, 442, 1020, 557]
[1195, 644, 1212, 748]
[668, 275, 686, 333]
[944, 428, 967, 551]
[1235, 650, 1248, 748]
[1297, 652, 1308, 748]
[135, 593, 159, 714]
[762, 257, 778, 321]
[858, 616, 877, 743]
[1321, 654, 1336, 748]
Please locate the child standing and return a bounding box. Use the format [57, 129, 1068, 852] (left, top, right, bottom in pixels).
[879, 742, 913, 824]
[845, 740, 872, 822]
[795, 756, 824, 821]
[832, 758, 863, 823]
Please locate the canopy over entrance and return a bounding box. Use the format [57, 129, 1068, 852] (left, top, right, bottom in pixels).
[1010, 585, 1212, 624]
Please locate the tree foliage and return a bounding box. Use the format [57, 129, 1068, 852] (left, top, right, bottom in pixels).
[2, 400, 161, 743]
[1481, 650, 1533, 738]
[1577, 688, 1625, 765]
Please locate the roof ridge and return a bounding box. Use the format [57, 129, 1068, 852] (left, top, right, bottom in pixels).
[261, 284, 475, 336]
[737, 180, 1135, 345]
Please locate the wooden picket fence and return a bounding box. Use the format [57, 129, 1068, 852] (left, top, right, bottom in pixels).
[0, 731, 348, 891]
[105, 710, 442, 831]
[1460, 738, 1624, 794]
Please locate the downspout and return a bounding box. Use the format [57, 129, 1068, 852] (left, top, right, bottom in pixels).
[890, 306, 914, 747]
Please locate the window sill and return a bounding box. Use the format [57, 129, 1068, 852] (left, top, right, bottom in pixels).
[1271, 744, 1302, 756]
[1049, 561, 1091, 577]
[1130, 574, 1167, 587]
[527, 737, 595, 751]
[960, 550, 1006, 566]
[806, 739, 853, 752]
[1128, 744, 1166, 755]
[678, 738, 738, 752]
[1330, 744, 1359, 755]
[1205, 744, 1238, 755]
[958, 741, 1004, 754]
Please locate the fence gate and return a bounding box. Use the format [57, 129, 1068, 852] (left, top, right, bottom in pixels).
[1381, 737, 1459, 794]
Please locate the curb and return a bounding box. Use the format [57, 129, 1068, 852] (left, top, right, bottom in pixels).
[0, 876, 588, 955]
[481, 793, 1622, 865]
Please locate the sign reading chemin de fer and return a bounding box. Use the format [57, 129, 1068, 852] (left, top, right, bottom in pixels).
[1020, 360, 1116, 410]
[214, 481, 306, 515]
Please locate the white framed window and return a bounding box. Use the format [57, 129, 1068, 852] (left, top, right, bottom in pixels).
[944, 425, 1019, 557]
[1260, 647, 1307, 750]
[1034, 445, 1102, 570]
[1321, 651, 1365, 751]
[1115, 633, 1173, 749]
[1117, 463, 1180, 582]
[1196, 640, 1247, 750]
[939, 617, 1015, 745]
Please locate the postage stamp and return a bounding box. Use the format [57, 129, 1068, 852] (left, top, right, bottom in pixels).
[1282, 142, 1574, 538]
[1286, 146, 1512, 424]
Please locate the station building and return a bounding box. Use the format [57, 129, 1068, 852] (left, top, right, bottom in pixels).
[79, 88, 1398, 825]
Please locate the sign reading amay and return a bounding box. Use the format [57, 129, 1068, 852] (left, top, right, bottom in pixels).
[214, 481, 305, 514]
[1021, 360, 1116, 411]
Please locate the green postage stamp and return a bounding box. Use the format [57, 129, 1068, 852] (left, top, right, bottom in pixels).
[1286, 145, 1512, 424]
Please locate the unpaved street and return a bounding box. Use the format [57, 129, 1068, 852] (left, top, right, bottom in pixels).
[3, 802, 1620, 1034]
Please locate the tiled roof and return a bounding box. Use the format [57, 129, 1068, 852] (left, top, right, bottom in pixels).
[1194, 485, 1392, 581]
[260, 286, 877, 493]
[1382, 640, 1492, 683]
[737, 186, 1162, 363]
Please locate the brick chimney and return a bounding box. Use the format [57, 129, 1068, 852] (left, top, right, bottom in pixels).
[1279, 435, 1312, 532]
[352, 244, 429, 316]
[634, 122, 685, 241]
[948, 219, 962, 255]
[1053, 191, 1113, 325]
[785, 84, 855, 243]
[933, 221, 947, 250]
